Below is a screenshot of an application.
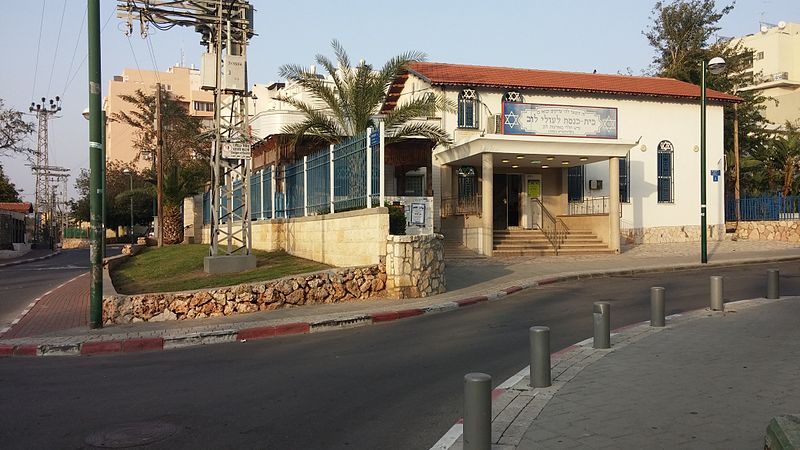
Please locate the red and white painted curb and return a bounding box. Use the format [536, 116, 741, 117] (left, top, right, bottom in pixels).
[1, 255, 798, 358]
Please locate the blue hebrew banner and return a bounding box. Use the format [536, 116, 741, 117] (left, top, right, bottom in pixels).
[503, 102, 617, 138]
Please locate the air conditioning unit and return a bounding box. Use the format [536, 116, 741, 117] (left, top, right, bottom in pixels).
[486, 114, 502, 134]
[589, 180, 603, 190]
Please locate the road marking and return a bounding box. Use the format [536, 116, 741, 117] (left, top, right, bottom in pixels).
[0, 272, 88, 338]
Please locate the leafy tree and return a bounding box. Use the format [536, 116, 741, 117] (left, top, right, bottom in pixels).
[278, 40, 453, 149]
[0, 99, 35, 159]
[110, 89, 210, 244]
[644, 0, 773, 198]
[0, 163, 21, 202]
[69, 169, 90, 223]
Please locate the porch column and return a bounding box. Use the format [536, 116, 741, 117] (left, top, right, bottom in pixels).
[482, 153, 493, 257]
[608, 157, 621, 254]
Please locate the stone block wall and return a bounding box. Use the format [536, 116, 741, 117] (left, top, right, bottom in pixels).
[102, 265, 387, 325]
[385, 234, 446, 299]
[733, 221, 800, 242]
[622, 224, 725, 245]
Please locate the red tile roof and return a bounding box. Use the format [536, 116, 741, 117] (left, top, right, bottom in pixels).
[0, 202, 33, 214]
[403, 61, 741, 103]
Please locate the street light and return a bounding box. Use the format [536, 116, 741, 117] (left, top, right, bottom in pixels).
[123, 169, 134, 244]
[700, 56, 726, 264]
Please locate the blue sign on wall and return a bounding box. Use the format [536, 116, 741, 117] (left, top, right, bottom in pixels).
[503, 102, 618, 139]
[711, 169, 721, 182]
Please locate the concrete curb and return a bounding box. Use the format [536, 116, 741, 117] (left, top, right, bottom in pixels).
[1, 254, 799, 358]
[0, 250, 61, 268]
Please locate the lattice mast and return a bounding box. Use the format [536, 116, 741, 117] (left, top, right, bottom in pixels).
[29, 96, 62, 244]
[117, 0, 255, 257]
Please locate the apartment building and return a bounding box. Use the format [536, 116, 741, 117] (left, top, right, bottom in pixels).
[734, 21, 800, 126]
[105, 66, 215, 167]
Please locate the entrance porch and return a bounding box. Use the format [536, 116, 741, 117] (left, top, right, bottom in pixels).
[436, 134, 636, 256]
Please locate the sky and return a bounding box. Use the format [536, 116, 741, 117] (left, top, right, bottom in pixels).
[1, 0, 798, 202]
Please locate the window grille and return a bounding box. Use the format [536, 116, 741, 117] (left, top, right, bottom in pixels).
[657, 140, 674, 203]
[458, 88, 478, 128]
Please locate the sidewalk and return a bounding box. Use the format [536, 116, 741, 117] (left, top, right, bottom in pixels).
[1, 240, 799, 357]
[0, 248, 60, 267]
[439, 296, 800, 449]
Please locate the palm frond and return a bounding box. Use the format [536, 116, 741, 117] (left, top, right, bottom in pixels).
[386, 122, 452, 147]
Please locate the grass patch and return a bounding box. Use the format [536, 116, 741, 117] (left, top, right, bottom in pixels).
[111, 244, 330, 294]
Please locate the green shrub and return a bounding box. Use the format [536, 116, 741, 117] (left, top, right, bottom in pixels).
[388, 205, 406, 235]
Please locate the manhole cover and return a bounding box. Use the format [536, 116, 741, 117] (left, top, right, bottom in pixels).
[85, 421, 179, 448]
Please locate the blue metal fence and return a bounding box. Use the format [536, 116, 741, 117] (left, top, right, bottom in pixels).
[333, 134, 368, 211]
[306, 148, 330, 214]
[726, 195, 800, 221]
[284, 159, 305, 218]
[204, 129, 381, 224]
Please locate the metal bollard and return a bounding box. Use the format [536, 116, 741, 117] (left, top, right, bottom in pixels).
[464, 372, 492, 450]
[650, 287, 665, 327]
[710, 276, 724, 311]
[767, 269, 780, 299]
[529, 326, 551, 388]
[593, 302, 611, 349]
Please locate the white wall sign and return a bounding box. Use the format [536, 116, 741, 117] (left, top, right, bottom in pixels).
[221, 142, 251, 160]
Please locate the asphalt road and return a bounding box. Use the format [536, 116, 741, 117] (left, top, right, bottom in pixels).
[0, 249, 91, 330]
[0, 261, 797, 449]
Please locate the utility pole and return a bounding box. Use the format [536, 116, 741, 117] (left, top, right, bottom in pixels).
[88, 0, 104, 328]
[29, 96, 61, 247]
[118, 0, 256, 273]
[155, 82, 164, 247]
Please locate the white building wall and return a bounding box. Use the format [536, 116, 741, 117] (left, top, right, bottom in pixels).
[404, 73, 727, 242]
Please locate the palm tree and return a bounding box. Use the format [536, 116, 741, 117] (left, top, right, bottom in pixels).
[277, 40, 452, 149]
[110, 89, 211, 244]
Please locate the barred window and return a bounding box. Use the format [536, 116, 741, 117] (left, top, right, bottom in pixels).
[457, 166, 477, 200]
[568, 166, 585, 203]
[619, 154, 630, 203]
[458, 88, 478, 128]
[657, 140, 674, 203]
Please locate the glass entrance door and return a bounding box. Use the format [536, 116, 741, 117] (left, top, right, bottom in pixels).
[492, 174, 522, 230]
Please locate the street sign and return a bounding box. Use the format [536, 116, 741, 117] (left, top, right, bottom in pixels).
[221, 142, 250, 160]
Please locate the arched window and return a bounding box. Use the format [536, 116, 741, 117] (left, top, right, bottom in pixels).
[458, 88, 478, 129]
[657, 140, 674, 203]
[503, 91, 523, 103]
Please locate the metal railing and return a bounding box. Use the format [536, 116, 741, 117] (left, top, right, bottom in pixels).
[726, 194, 800, 221]
[532, 198, 568, 254]
[441, 195, 482, 217]
[568, 196, 609, 215]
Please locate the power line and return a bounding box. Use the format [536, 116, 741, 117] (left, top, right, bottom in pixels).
[30, 0, 47, 102]
[62, 4, 87, 97]
[62, 8, 115, 95]
[46, 0, 68, 96]
[145, 34, 162, 84]
[126, 35, 146, 83]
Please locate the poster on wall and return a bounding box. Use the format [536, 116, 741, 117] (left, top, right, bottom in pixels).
[527, 179, 541, 198]
[410, 203, 426, 225]
[503, 102, 617, 139]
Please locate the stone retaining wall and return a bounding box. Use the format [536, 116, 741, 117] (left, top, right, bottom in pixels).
[102, 265, 386, 325]
[62, 238, 90, 249]
[622, 224, 725, 244]
[733, 221, 800, 242]
[385, 234, 446, 299]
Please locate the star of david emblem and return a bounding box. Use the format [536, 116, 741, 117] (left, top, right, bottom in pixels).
[505, 111, 519, 129]
[600, 116, 615, 131]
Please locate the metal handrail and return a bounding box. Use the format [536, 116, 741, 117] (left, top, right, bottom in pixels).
[441, 195, 482, 217]
[532, 198, 568, 254]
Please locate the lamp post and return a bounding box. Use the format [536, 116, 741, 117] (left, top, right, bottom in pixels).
[123, 169, 134, 244]
[701, 56, 726, 264]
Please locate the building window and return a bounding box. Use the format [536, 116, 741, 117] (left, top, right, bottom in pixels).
[657, 140, 674, 203]
[503, 91, 523, 103]
[457, 166, 477, 200]
[458, 88, 478, 129]
[193, 101, 214, 112]
[405, 174, 424, 196]
[619, 154, 630, 203]
[568, 166, 584, 202]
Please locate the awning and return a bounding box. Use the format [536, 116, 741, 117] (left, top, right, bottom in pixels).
[433, 134, 638, 167]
